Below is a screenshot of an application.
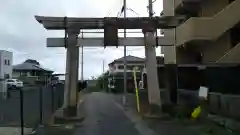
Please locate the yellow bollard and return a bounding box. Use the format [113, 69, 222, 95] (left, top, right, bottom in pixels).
[191, 105, 201, 119]
[133, 68, 140, 113]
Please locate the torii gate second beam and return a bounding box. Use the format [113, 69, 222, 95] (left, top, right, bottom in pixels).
[46, 37, 174, 47]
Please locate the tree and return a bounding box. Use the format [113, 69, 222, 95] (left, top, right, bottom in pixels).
[91, 76, 96, 80]
[96, 71, 109, 90]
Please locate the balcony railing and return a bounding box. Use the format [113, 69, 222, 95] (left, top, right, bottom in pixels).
[216, 42, 240, 63]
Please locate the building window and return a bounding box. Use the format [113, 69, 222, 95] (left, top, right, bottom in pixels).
[4, 60, 10, 65]
[139, 65, 144, 70]
[127, 66, 134, 70]
[31, 71, 36, 76]
[4, 60, 7, 65]
[4, 74, 9, 79]
[20, 72, 27, 76]
[118, 65, 124, 69]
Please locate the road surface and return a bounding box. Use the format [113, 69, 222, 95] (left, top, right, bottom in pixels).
[73, 92, 140, 135]
[36, 92, 156, 135]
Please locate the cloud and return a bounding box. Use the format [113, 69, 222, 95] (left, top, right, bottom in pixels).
[0, 0, 163, 79]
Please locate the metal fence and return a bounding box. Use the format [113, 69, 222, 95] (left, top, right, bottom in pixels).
[0, 83, 64, 128]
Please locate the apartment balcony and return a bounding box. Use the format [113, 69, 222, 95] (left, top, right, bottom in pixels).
[176, 0, 240, 46]
[216, 42, 240, 64]
[175, 0, 203, 15]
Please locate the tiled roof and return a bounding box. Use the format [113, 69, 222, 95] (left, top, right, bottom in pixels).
[109, 55, 165, 65]
[109, 55, 145, 65]
[13, 59, 53, 72]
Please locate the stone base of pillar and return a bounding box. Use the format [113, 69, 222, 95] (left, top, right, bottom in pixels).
[63, 106, 77, 117]
[52, 106, 84, 125]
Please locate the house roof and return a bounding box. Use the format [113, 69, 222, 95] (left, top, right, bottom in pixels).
[109, 55, 165, 65]
[109, 55, 145, 65]
[13, 59, 53, 72]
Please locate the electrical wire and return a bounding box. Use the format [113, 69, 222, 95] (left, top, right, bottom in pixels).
[106, 0, 123, 17]
[119, 4, 140, 17]
[126, 8, 140, 16]
[81, 1, 145, 66]
[85, 0, 122, 36]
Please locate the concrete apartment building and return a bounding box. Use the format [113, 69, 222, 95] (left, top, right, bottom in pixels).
[0, 50, 12, 98]
[0, 50, 13, 79]
[162, 0, 240, 64]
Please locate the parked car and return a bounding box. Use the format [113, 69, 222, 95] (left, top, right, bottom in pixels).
[6, 79, 24, 89]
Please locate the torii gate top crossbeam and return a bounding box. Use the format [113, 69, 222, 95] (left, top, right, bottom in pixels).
[35, 16, 185, 30]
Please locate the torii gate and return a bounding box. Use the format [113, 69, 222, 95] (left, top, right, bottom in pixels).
[35, 16, 183, 117]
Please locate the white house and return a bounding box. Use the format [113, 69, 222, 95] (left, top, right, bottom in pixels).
[107, 55, 165, 92]
[0, 50, 13, 79]
[108, 55, 145, 74]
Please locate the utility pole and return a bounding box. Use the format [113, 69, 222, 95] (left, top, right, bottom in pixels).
[103, 60, 105, 73]
[144, 0, 161, 107]
[102, 60, 105, 90]
[81, 31, 84, 81]
[148, 0, 153, 17]
[123, 0, 127, 105]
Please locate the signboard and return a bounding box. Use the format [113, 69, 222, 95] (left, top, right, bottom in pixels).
[104, 24, 118, 47]
[198, 86, 208, 100]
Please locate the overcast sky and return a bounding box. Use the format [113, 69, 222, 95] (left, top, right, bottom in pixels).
[0, 0, 163, 79]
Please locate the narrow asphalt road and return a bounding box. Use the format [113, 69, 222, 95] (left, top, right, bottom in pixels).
[73, 92, 140, 135]
[35, 92, 157, 135]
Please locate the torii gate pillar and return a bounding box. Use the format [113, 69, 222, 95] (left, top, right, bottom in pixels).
[63, 29, 80, 117]
[143, 30, 161, 107]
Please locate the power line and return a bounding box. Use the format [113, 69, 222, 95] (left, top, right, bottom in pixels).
[106, 0, 123, 17]
[94, 0, 122, 34]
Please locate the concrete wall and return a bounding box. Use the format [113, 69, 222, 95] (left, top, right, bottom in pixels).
[200, 0, 229, 17]
[201, 32, 232, 63]
[162, 0, 177, 64]
[161, 89, 240, 120]
[176, 47, 199, 64]
[199, 0, 232, 63]
[128, 88, 240, 120]
[216, 42, 240, 63]
[175, 0, 238, 63]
